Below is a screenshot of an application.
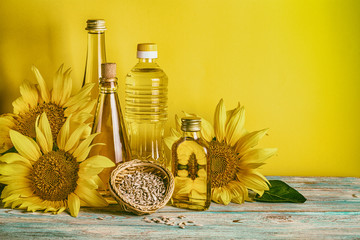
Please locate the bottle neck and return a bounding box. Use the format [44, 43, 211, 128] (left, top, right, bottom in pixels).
[99, 78, 118, 93]
[182, 131, 201, 140]
[84, 30, 107, 81]
[138, 58, 157, 63]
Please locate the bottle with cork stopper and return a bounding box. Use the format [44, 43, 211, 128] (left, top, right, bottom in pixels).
[89, 63, 131, 203]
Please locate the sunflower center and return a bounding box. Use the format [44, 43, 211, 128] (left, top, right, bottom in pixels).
[209, 141, 238, 188]
[30, 150, 79, 201]
[14, 102, 65, 139]
[188, 153, 198, 180]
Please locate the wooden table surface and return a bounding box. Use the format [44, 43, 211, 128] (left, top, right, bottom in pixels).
[0, 176, 359, 239]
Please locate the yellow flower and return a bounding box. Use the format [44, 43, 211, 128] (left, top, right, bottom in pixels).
[174, 169, 208, 204]
[0, 65, 95, 153]
[0, 113, 114, 217]
[165, 99, 277, 205]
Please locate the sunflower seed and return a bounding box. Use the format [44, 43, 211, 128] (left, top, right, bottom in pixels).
[117, 171, 166, 206]
[187, 220, 194, 223]
[178, 215, 186, 219]
[97, 217, 104, 220]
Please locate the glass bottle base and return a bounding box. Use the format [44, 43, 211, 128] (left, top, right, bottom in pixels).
[171, 199, 210, 211]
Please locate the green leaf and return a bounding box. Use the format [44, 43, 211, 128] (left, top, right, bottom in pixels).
[254, 180, 306, 203]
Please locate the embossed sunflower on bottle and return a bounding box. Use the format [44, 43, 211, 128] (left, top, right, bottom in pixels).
[171, 117, 211, 210]
[0, 65, 96, 153]
[165, 99, 277, 205]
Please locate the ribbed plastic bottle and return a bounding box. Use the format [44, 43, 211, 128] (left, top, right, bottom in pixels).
[125, 43, 168, 165]
[82, 19, 107, 101]
[90, 63, 131, 203]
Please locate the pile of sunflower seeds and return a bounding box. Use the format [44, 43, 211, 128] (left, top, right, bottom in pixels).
[142, 215, 203, 229]
[117, 171, 166, 206]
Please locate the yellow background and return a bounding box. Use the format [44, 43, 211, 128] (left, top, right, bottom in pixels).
[0, 0, 359, 177]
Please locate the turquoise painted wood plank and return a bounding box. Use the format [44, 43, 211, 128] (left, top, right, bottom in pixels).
[0, 211, 359, 239]
[0, 176, 359, 239]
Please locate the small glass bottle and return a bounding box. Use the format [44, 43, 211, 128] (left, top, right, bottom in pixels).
[171, 117, 211, 210]
[89, 63, 131, 203]
[83, 19, 107, 101]
[125, 43, 168, 165]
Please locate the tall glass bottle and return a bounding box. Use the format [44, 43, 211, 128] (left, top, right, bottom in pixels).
[89, 63, 131, 202]
[171, 117, 211, 210]
[82, 19, 107, 101]
[125, 43, 168, 165]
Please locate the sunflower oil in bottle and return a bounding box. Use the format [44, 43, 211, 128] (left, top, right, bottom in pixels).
[125, 43, 168, 165]
[89, 63, 131, 203]
[83, 19, 107, 102]
[171, 117, 211, 210]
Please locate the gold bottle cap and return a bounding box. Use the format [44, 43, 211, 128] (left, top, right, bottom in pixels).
[137, 43, 158, 59]
[137, 43, 157, 51]
[181, 117, 201, 132]
[101, 63, 116, 80]
[86, 19, 107, 31]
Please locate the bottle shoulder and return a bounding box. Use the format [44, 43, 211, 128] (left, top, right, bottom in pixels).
[172, 137, 209, 154]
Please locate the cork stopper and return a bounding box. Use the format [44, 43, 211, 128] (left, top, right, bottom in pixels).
[101, 63, 117, 79]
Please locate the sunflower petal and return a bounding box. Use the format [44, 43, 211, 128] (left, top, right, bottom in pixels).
[214, 99, 226, 142]
[80, 155, 115, 169]
[174, 177, 193, 195]
[237, 170, 269, 195]
[75, 185, 108, 207]
[38, 113, 53, 152]
[64, 124, 90, 153]
[240, 148, 277, 169]
[71, 112, 93, 124]
[77, 177, 98, 189]
[64, 97, 92, 116]
[225, 106, 246, 147]
[63, 83, 95, 108]
[35, 116, 48, 154]
[19, 80, 39, 109]
[72, 133, 99, 160]
[0, 163, 30, 177]
[199, 117, 215, 143]
[226, 102, 240, 123]
[175, 114, 182, 132]
[164, 135, 178, 151]
[58, 68, 73, 106]
[9, 130, 41, 161]
[0, 152, 32, 166]
[31, 66, 50, 103]
[219, 187, 232, 205]
[51, 64, 64, 104]
[57, 115, 71, 150]
[12, 97, 29, 114]
[235, 129, 269, 156]
[68, 193, 80, 217]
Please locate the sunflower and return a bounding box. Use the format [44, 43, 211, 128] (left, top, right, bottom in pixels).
[0, 65, 96, 154]
[0, 113, 114, 217]
[172, 140, 209, 208]
[165, 99, 277, 205]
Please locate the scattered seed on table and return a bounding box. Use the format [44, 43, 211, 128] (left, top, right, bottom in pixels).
[187, 220, 194, 223]
[97, 217, 104, 220]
